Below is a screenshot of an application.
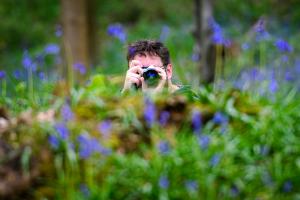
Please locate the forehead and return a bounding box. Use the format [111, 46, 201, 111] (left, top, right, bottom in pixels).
[132, 52, 163, 66]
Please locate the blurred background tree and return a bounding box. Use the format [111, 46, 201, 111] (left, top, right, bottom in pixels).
[0, 0, 299, 84]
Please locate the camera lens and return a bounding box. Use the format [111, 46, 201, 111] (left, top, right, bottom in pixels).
[142, 68, 159, 87]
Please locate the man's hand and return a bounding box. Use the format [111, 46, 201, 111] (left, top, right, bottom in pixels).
[122, 60, 143, 92]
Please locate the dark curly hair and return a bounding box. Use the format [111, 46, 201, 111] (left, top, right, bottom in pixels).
[127, 39, 170, 67]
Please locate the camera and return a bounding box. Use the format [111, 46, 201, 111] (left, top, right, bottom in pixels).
[142, 66, 160, 87]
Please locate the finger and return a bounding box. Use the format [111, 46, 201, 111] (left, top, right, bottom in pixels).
[129, 60, 142, 68]
[154, 67, 167, 80]
[128, 72, 141, 79]
[141, 77, 148, 91]
[128, 66, 143, 75]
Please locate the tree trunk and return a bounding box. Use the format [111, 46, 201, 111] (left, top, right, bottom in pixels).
[61, 0, 91, 82]
[194, 0, 215, 84]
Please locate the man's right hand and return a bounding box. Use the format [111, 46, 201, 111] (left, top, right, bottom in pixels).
[122, 60, 143, 92]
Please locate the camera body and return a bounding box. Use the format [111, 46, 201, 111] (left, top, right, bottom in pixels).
[142, 66, 160, 87]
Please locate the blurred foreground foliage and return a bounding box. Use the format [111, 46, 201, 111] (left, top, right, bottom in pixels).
[1, 74, 300, 199]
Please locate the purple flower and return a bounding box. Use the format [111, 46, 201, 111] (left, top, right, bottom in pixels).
[77, 134, 94, 159]
[208, 19, 231, 46]
[98, 120, 112, 138]
[77, 134, 111, 159]
[230, 185, 239, 197]
[60, 103, 74, 122]
[254, 18, 266, 34]
[281, 55, 289, 63]
[54, 123, 69, 140]
[55, 25, 63, 37]
[191, 53, 200, 62]
[191, 110, 202, 135]
[274, 39, 293, 53]
[212, 112, 228, 125]
[159, 175, 169, 189]
[48, 135, 59, 149]
[0, 70, 6, 80]
[107, 23, 127, 43]
[197, 135, 210, 150]
[241, 43, 250, 51]
[285, 70, 295, 82]
[157, 140, 170, 155]
[159, 111, 170, 127]
[210, 154, 221, 167]
[253, 18, 271, 41]
[44, 43, 60, 55]
[260, 145, 269, 156]
[128, 46, 136, 57]
[13, 70, 23, 80]
[22, 51, 37, 71]
[38, 71, 46, 80]
[283, 180, 293, 193]
[73, 62, 86, 75]
[269, 77, 278, 93]
[144, 98, 156, 127]
[159, 25, 170, 42]
[185, 180, 198, 192]
[79, 184, 90, 197]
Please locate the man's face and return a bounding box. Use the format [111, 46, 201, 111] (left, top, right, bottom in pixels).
[131, 53, 163, 67]
[129, 52, 172, 78]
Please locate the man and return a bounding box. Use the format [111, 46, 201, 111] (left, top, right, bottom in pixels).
[122, 39, 180, 94]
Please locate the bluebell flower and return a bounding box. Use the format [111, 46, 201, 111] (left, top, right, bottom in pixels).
[269, 77, 278, 93]
[48, 135, 60, 149]
[191, 53, 200, 62]
[54, 123, 69, 140]
[254, 18, 266, 34]
[260, 145, 269, 156]
[159, 175, 169, 189]
[253, 18, 271, 42]
[128, 46, 136, 57]
[55, 25, 63, 37]
[0, 70, 6, 80]
[157, 140, 170, 155]
[209, 18, 231, 46]
[73, 62, 86, 75]
[98, 120, 112, 137]
[107, 23, 127, 43]
[210, 154, 221, 167]
[212, 112, 228, 125]
[38, 71, 46, 81]
[185, 180, 198, 192]
[159, 111, 170, 127]
[13, 70, 23, 80]
[241, 43, 250, 51]
[281, 55, 289, 63]
[60, 103, 74, 122]
[197, 135, 210, 150]
[44, 43, 60, 55]
[79, 184, 90, 197]
[144, 98, 156, 127]
[283, 180, 293, 193]
[249, 67, 261, 81]
[230, 185, 239, 197]
[22, 51, 37, 71]
[274, 39, 293, 53]
[159, 25, 170, 42]
[285, 70, 295, 82]
[191, 110, 202, 135]
[77, 134, 93, 159]
[77, 134, 111, 159]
